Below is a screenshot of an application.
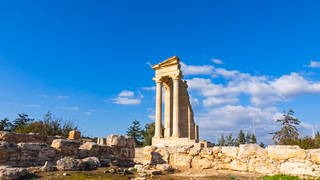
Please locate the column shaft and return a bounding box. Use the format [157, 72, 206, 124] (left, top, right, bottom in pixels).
[172, 78, 180, 138]
[154, 81, 163, 138]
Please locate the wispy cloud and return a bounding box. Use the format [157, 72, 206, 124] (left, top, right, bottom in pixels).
[212, 58, 224, 65]
[308, 60, 320, 68]
[181, 62, 213, 75]
[41, 94, 70, 100]
[112, 90, 143, 105]
[56, 106, 79, 111]
[142, 86, 156, 91]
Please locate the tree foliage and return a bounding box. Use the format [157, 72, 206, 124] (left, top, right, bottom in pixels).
[0, 112, 77, 138]
[0, 118, 13, 131]
[272, 109, 301, 145]
[126, 119, 144, 146]
[143, 122, 155, 146]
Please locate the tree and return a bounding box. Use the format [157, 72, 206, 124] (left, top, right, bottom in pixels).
[0, 118, 13, 131]
[12, 113, 34, 133]
[251, 134, 257, 144]
[237, 130, 246, 145]
[127, 119, 144, 146]
[271, 109, 301, 145]
[245, 133, 251, 144]
[226, 134, 235, 146]
[218, 134, 226, 146]
[143, 122, 155, 146]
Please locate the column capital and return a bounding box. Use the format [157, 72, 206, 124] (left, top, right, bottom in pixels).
[171, 72, 182, 80]
[153, 77, 163, 84]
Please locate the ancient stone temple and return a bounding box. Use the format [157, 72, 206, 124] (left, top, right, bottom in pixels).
[152, 56, 199, 147]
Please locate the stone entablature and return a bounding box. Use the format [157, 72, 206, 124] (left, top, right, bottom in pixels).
[152, 56, 199, 147]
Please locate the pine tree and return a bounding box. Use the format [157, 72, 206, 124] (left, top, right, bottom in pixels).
[237, 130, 246, 145]
[271, 109, 300, 145]
[0, 118, 13, 131]
[226, 134, 235, 146]
[12, 113, 34, 133]
[245, 133, 251, 144]
[127, 119, 144, 146]
[251, 134, 257, 144]
[218, 134, 226, 146]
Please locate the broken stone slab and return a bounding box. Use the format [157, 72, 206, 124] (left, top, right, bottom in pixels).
[0, 166, 28, 180]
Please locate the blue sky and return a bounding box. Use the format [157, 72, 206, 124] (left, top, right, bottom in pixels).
[0, 0, 320, 144]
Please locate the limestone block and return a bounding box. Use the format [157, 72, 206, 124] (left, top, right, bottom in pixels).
[308, 149, 320, 164]
[0, 141, 17, 163]
[106, 134, 127, 147]
[56, 157, 80, 171]
[229, 160, 248, 171]
[280, 162, 315, 176]
[68, 130, 81, 140]
[170, 153, 192, 169]
[0, 131, 56, 144]
[199, 148, 214, 159]
[126, 136, 135, 148]
[267, 145, 306, 161]
[51, 139, 81, 157]
[248, 157, 280, 174]
[0, 166, 28, 179]
[238, 144, 265, 159]
[78, 142, 100, 158]
[78, 157, 101, 170]
[189, 147, 201, 156]
[191, 156, 212, 169]
[18, 143, 56, 165]
[220, 146, 238, 158]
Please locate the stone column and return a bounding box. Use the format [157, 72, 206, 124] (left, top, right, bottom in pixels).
[195, 125, 199, 142]
[164, 81, 172, 138]
[154, 79, 163, 138]
[172, 76, 180, 138]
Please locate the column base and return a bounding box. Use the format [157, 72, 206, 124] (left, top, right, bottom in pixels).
[152, 137, 199, 147]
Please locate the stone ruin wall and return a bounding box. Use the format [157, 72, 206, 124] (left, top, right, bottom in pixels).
[0, 131, 135, 167]
[139, 144, 320, 177]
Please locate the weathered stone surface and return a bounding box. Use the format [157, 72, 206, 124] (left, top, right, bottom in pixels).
[248, 157, 280, 174]
[170, 153, 192, 169]
[78, 157, 100, 170]
[0, 166, 28, 180]
[78, 142, 100, 158]
[68, 130, 81, 140]
[267, 145, 306, 160]
[0, 141, 18, 163]
[192, 157, 212, 169]
[18, 143, 56, 166]
[238, 144, 265, 159]
[189, 147, 201, 156]
[156, 164, 173, 172]
[0, 131, 56, 144]
[51, 139, 81, 156]
[220, 146, 238, 158]
[308, 149, 320, 164]
[107, 134, 127, 147]
[199, 148, 214, 159]
[56, 157, 80, 171]
[280, 162, 314, 176]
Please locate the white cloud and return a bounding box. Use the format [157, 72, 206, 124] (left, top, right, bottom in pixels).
[54, 95, 69, 100]
[308, 60, 320, 68]
[57, 106, 79, 111]
[112, 90, 143, 105]
[212, 58, 224, 65]
[118, 90, 135, 97]
[142, 86, 156, 91]
[181, 62, 213, 75]
[197, 105, 282, 144]
[40, 94, 69, 100]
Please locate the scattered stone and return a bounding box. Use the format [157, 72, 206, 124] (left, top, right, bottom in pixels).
[56, 157, 80, 171]
[40, 161, 56, 172]
[78, 157, 101, 170]
[62, 173, 70, 176]
[0, 166, 28, 180]
[68, 130, 81, 140]
[156, 164, 173, 172]
[267, 145, 306, 160]
[51, 139, 81, 157]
